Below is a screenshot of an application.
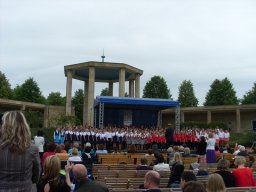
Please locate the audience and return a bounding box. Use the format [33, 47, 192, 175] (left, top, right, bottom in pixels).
[169, 152, 183, 167]
[144, 170, 161, 192]
[72, 164, 109, 192]
[207, 173, 226, 192]
[41, 142, 56, 166]
[68, 148, 82, 162]
[37, 155, 71, 192]
[0, 111, 40, 192]
[136, 158, 152, 170]
[215, 158, 235, 187]
[232, 156, 256, 187]
[153, 153, 170, 172]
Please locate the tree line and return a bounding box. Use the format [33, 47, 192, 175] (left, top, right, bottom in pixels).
[0, 71, 256, 123]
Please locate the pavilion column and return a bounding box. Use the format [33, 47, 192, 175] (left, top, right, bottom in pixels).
[83, 81, 89, 126]
[135, 74, 140, 98]
[181, 111, 185, 123]
[108, 82, 113, 96]
[65, 70, 73, 116]
[236, 109, 241, 132]
[207, 110, 211, 124]
[119, 68, 125, 97]
[87, 67, 95, 126]
[129, 80, 134, 97]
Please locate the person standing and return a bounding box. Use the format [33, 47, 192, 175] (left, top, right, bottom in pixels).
[34, 130, 45, 159]
[0, 111, 40, 192]
[206, 132, 216, 163]
[165, 123, 175, 148]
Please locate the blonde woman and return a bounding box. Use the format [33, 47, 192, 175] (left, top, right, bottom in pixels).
[207, 173, 226, 192]
[169, 152, 183, 167]
[38, 155, 72, 192]
[0, 111, 40, 192]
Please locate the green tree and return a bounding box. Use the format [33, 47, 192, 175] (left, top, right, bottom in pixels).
[0, 71, 13, 99]
[47, 91, 65, 106]
[178, 80, 198, 107]
[72, 89, 84, 123]
[13, 77, 45, 104]
[100, 87, 110, 96]
[241, 82, 256, 104]
[204, 77, 239, 106]
[143, 75, 172, 99]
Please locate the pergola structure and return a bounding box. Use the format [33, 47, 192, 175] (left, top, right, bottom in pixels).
[64, 61, 143, 126]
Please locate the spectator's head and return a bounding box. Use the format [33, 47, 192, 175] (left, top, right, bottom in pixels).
[184, 147, 190, 155]
[98, 144, 105, 150]
[234, 156, 246, 167]
[72, 148, 79, 156]
[43, 155, 61, 180]
[140, 158, 148, 165]
[180, 171, 197, 189]
[55, 144, 62, 153]
[173, 152, 182, 163]
[144, 170, 160, 189]
[207, 173, 226, 192]
[85, 142, 91, 148]
[73, 142, 79, 148]
[0, 111, 31, 153]
[47, 142, 56, 152]
[72, 164, 88, 182]
[217, 159, 230, 170]
[156, 153, 165, 163]
[240, 146, 246, 152]
[200, 136, 206, 142]
[167, 147, 173, 153]
[183, 181, 206, 192]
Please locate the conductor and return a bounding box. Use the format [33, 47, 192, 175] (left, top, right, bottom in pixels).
[165, 123, 175, 148]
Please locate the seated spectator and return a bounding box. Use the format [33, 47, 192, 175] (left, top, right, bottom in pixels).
[56, 145, 69, 161]
[68, 142, 82, 156]
[183, 147, 196, 157]
[136, 158, 152, 170]
[237, 146, 248, 156]
[72, 164, 109, 192]
[143, 170, 161, 192]
[183, 181, 206, 192]
[96, 144, 108, 154]
[68, 148, 82, 162]
[215, 158, 235, 187]
[168, 158, 184, 188]
[232, 156, 256, 187]
[60, 143, 67, 153]
[167, 147, 174, 158]
[153, 153, 170, 172]
[145, 149, 154, 157]
[207, 173, 226, 192]
[180, 171, 197, 190]
[37, 155, 71, 192]
[41, 143, 56, 166]
[215, 146, 221, 155]
[233, 145, 242, 155]
[169, 152, 183, 167]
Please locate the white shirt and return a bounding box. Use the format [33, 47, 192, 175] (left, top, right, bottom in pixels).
[206, 138, 216, 150]
[34, 136, 45, 152]
[68, 156, 82, 162]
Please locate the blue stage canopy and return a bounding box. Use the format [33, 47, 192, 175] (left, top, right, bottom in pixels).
[95, 96, 180, 109]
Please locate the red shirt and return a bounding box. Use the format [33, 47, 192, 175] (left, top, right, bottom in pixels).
[232, 167, 255, 187]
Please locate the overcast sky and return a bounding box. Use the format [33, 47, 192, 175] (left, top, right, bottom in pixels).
[1, 0, 256, 105]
